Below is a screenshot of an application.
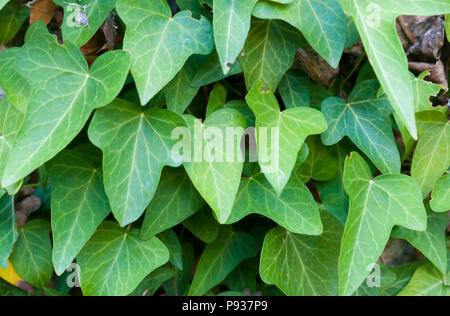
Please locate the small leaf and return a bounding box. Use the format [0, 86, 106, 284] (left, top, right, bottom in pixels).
[77, 221, 169, 296]
[278, 70, 310, 109]
[130, 266, 176, 296]
[158, 229, 183, 271]
[0, 194, 17, 269]
[183, 206, 220, 243]
[398, 262, 449, 296]
[430, 173, 450, 212]
[0, 2, 29, 45]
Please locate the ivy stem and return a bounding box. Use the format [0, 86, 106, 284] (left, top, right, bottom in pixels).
[21, 182, 51, 189]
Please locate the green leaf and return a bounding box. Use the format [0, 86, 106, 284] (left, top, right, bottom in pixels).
[0, 47, 32, 113]
[141, 167, 204, 238]
[188, 226, 257, 296]
[130, 266, 176, 296]
[183, 109, 246, 223]
[278, 70, 310, 109]
[213, 0, 258, 74]
[379, 262, 424, 296]
[226, 171, 323, 235]
[163, 242, 195, 296]
[158, 229, 183, 271]
[116, 0, 214, 105]
[260, 211, 342, 296]
[239, 18, 304, 90]
[10, 220, 52, 288]
[54, 0, 116, 47]
[339, 152, 427, 296]
[0, 0, 9, 10]
[223, 259, 258, 294]
[392, 210, 448, 275]
[430, 173, 450, 212]
[1, 29, 130, 188]
[0, 2, 29, 45]
[46, 146, 111, 276]
[246, 83, 327, 195]
[0, 194, 17, 268]
[0, 278, 29, 296]
[398, 262, 449, 296]
[411, 110, 450, 197]
[321, 80, 400, 174]
[253, 0, 346, 68]
[88, 98, 187, 226]
[183, 206, 220, 243]
[340, 0, 450, 139]
[176, 0, 212, 19]
[446, 15, 450, 41]
[77, 221, 169, 296]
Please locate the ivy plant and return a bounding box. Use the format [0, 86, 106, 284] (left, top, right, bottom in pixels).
[0, 0, 449, 297]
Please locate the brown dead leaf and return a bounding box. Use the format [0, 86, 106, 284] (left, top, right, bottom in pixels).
[30, 0, 56, 25]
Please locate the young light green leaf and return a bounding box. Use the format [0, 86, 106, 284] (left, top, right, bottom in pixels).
[398, 262, 449, 296]
[246, 83, 327, 195]
[411, 110, 449, 197]
[239, 18, 304, 90]
[116, 0, 214, 105]
[278, 70, 310, 109]
[0, 2, 29, 45]
[54, 0, 116, 47]
[46, 147, 111, 276]
[321, 80, 400, 175]
[183, 109, 246, 223]
[182, 206, 220, 243]
[77, 221, 169, 296]
[260, 211, 342, 296]
[1, 30, 130, 188]
[88, 98, 187, 227]
[0, 0, 9, 10]
[158, 229, 183, 271]
[430, 173, 450, 212]
[339, 152, 427, 296]
[10, 220, 52, 288]
[392, 210, 448, 275]
[213, 0, 258, 74]
[340, 0, 450, 139]
[141, 167, 204, 239]
[0, 194, 17, 269]
[253, 0, 346, 68]
[188, 226, 257, 296]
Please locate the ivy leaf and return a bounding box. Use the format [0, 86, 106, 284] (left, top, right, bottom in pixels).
[183, 109, 246, 223]
[0, 194, 17, 269]
[188, 226, 257, 296]
[116, 0, 214, 105]
[1, 29, 130, 188]
[176, 0, 212, 19]
[260, 211, 342, 296]
[54, 0, 116, 47]
[430, 173, 450, 212]
[141, 167, 204, 239]
[392, 210, 448, 275]
[278, 70, 310, 109]
[163, 242, 195, 296]
[226, 171, 323, 235]
[0, 2, 29, 45]
[88, 98, 187, 227]
[398, 262, 449, 296]
[130, 266, 176, 296]
[321, 80, 400, 175]
[46, 146, 111, 276]
[213, 0, 258, 74]
[0, 47, 32, 113]
[253, 0, 346, 68]
[77, 221, 169, 296]
[0, 0, 9, 10]
[158, 229, 183, 271]
[340, 0, 450, 139]
[183, 206, 220, 243]
[239, 18, 304, 90]
[339, 151, 427, 296]
[10, 220, 52, 288]
[223, 258, 259, 294]
[246, 83, 327, 195]
[411, 110, 450, 197]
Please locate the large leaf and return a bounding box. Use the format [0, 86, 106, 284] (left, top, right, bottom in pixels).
[141, 167, 204, 239]
[239, 18, 304, 90]
[77, 221, 169, 296]
[253, 0, 346, 68]
[0, 2, 29, 45]
[116, 0, 214, 105]
[0, 194, 17, 269]
[321, 80, 400, 174]
[182, 109, 246, 223]
[411, 110, 449, 197]
[1, 28, 130, 188]
[430, 173, 450, 212]
[188, 226, 257, 296]
[260, 211, 342, 296]
[213, 0, 258, 74]
[246, 83, 327, 195]
[10, 220, 52, 288]
[339, 152, 427, 296]
[339, 0, 450, 139]
[54, 0, 116, 47]
[46, 146, 111, 276]
[88, 98, 186, 226]
[226, 171, 323, 236]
